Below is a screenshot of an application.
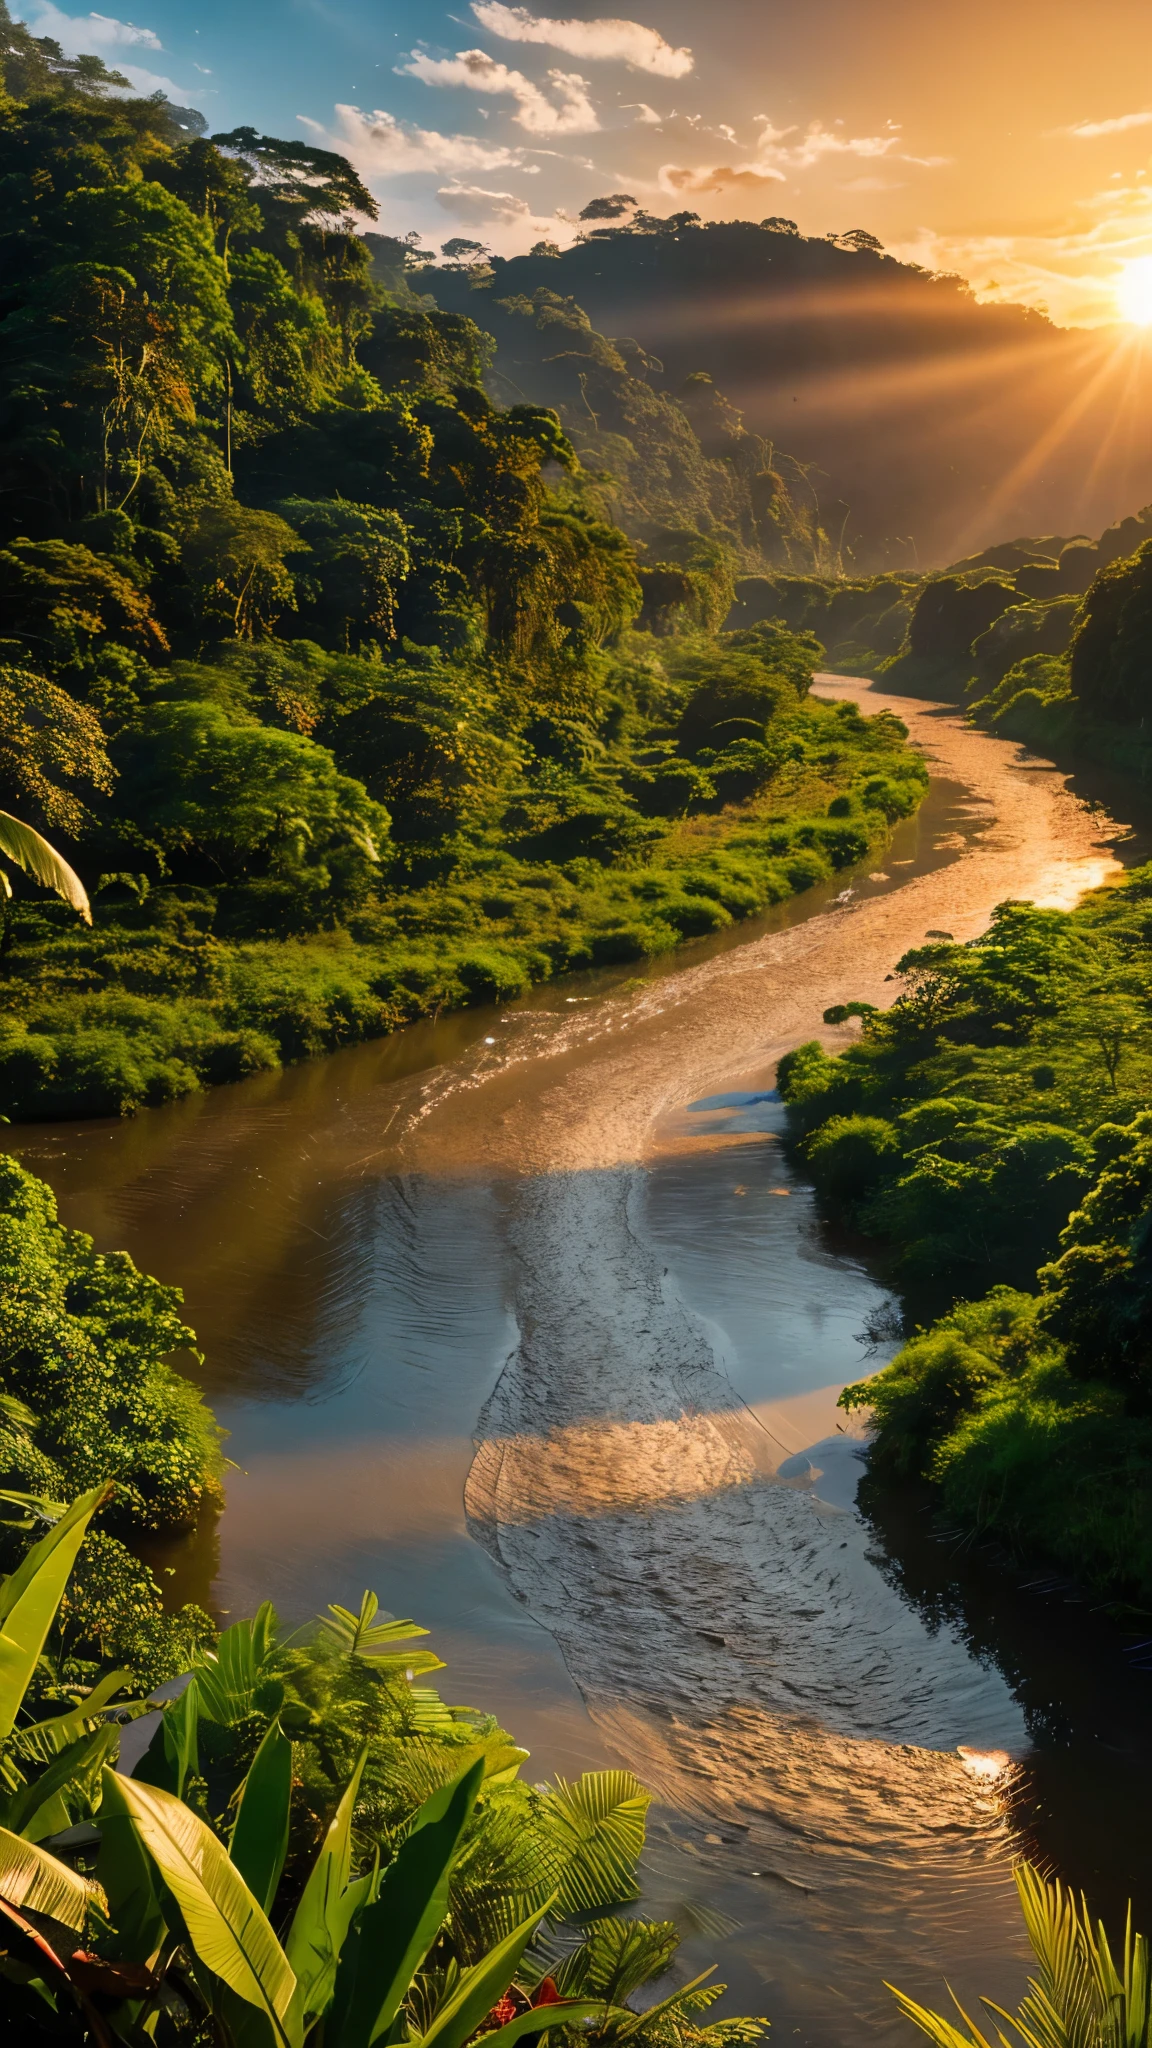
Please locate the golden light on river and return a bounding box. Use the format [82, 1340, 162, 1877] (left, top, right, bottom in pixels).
[1115, 256, 1152, 326]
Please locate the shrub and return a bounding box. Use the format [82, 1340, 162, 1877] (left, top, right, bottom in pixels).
[804, 1113, 900, 1202]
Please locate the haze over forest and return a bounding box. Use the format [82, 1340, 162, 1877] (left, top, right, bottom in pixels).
[14, 0, 1152, 563]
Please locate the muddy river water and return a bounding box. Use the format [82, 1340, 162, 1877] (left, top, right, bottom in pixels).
[9, 677, 1152, 2046]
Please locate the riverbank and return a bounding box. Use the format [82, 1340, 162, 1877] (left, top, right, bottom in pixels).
[5, 677, 1141, 2043]
[780, 840, 1152, 1599]
[0, 688, 926, 1122]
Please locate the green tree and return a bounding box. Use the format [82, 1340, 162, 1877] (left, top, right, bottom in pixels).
[0, 666, 114, 834]
[1069, 536, 1152, 722]
[113, 698, 388, 887]
[181, 503, 303, 640]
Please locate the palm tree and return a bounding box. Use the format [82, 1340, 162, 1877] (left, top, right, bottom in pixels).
[0, 808, 90, 923]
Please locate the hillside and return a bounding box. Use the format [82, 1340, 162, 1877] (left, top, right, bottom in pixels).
[0, 17, 929, 1119]
[421, 218, 1152, 571]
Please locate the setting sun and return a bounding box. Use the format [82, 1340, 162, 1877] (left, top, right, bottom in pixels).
[1116, 255, 1152, 325]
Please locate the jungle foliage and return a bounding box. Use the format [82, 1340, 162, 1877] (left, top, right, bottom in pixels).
[0, 21, 928, 1120]
[778, 867, 1152, 1596]
[0, 1487, 767, 2048]
[0, 1153, 219, 1693]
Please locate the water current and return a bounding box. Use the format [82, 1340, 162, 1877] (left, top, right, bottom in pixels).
[9, 678, 1152, 2047]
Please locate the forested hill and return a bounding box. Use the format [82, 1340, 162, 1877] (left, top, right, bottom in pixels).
[373, 254, 833, 579]
[0, 16, 929, 1120]
[421, 219, 1152, 571]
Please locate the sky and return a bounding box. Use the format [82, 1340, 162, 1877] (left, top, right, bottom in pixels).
[16, 0, 1152, 327]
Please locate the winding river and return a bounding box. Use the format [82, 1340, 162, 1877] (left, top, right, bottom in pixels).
[10, 677, 1152, 2046]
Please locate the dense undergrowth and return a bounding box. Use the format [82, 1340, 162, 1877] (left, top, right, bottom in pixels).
[778, 869, 1152, 1598]
[0, 1153, 219, 1691]
[0, 1490, 769, 2045]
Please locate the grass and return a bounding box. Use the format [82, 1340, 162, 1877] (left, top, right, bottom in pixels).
[0, 695, 926, 1118]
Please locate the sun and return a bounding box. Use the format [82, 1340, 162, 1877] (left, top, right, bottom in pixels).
[1116, 255, 1152, 325]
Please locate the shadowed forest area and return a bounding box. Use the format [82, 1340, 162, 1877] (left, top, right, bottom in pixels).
[422, 213, 1152, 568]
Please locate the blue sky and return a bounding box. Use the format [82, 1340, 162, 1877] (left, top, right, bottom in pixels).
[16, 0, 1152, 324]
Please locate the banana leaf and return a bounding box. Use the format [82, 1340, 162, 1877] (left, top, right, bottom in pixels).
[111, 1771, 296, 2036]
[286, 1745, 368, 2031]
[0, 809, 91, 923]
[97, 1769, 167, 1969]
[413, 1902, 555, 2048]
[329, 1757, 485, 2048]
[231, 1719, 293, 1916]
[0, 1823, 105, 1932]
[0, 1482, 112, 1741]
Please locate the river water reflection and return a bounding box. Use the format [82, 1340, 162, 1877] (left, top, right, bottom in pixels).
[7, 684, 1152, 2045]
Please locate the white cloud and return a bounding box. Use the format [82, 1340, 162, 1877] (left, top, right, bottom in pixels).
[471, 2, 692, 79]
[302, 104, 524, 176]
[436, 183, 531, 224]
[1065, 109, 1152, 140]
[624, 101, 661, 126]
[18, 3, 162, 48]
[661, 160, 784, 195]
[114, 64, 193, 93]
[659, 114, 948, 197]
[399, 47, 598, 135]
[15, 3, 200, 95]
[762, 117, 898, 168]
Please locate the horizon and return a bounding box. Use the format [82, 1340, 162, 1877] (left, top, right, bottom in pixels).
[10, 0, 1152, 330]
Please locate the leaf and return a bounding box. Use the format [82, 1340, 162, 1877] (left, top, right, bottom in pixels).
[320, 1590, 435, 1661]
[472, 2004, 602, 2048]
[7, 1723, 119, 1840]
[13, 1668, 135, 1764]
[109, 1770, 296, 2034]
[414, 1901, 554, 2048]
[331, 1758, 484, 2048]
[194, 1604, 279, 1726]
[541, 1772, 650, 1915]
[285, 1744, 368, 2029]
[0, 1482, 112, 1741]
[886, 1984, 1002, 2048]
[96, 1769, 167, 1969]
[611, 1967, 719, 2042]
[0, 1824, 105, 1932]
[0, 808, 91, 923]
[135, 1679, 199, 1799]
[552, 1919, 679, 2006]
[231, 1719, 293, 1916]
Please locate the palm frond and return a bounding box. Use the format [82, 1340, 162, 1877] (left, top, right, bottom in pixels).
[552, 1919, 679, 2006]
[888, 1864, 1152, 2048]
[540, 1771, 650, 1915]
[320, 1589, 442, 1676]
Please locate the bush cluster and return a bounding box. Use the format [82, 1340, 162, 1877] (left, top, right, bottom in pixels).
[780, 871, 1152, 1594]
[0, 1153, 220, 1688]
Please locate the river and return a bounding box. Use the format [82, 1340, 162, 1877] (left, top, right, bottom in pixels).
[8, 677, 1152, 2046]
